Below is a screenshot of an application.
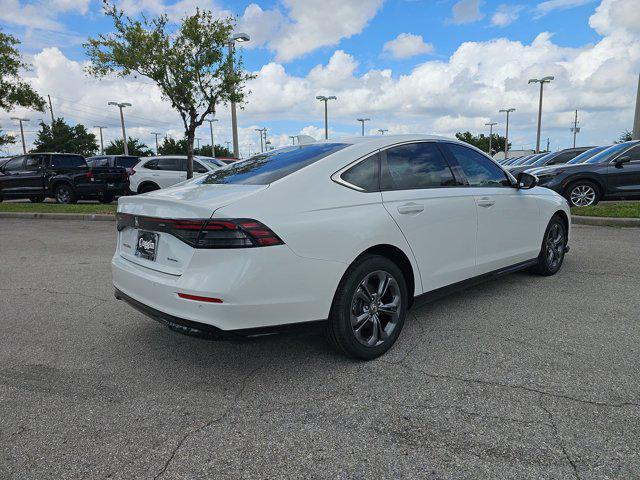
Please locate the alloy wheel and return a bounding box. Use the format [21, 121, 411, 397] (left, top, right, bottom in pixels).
[350, 270, 401, 347]
[56, 186, 71, 203]
[570, 185, 596, 207]
[545, 223, 565, 270]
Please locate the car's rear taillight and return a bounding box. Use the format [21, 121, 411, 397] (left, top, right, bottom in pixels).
[129, 168, 135, 176]
[86, 171, 94, 181]
[116, 214, 283, 249]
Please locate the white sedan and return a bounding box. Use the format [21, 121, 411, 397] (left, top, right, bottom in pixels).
[113, 135, 570, 359]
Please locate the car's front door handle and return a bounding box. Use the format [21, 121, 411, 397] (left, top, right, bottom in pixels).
[397, 202, 424, 214]
[477, 196, 495, 208]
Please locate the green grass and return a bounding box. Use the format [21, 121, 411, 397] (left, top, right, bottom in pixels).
[572, 202, 640, 218]
[0, 202, 116, 215]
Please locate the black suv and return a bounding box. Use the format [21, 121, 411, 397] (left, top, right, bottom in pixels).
[535, 141, 640, 206]
[507, 146, 595, 176]
[0, 153, 129, 204]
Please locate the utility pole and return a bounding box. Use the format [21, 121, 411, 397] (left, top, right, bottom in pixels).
[378, 129, 388, 135]
[47, 94, 55, 124]
[150, 132, 162, 154]
[499, 108, 515, 158]
[546, 138, 550, 152]
[94, 126, 107, 154]
[316, 95, 337, 139]
[10, 117, 29, 154]
[485, 122, 498, 155]
[205, 118, 218, 156]
[255, 128, 265, 152]
[570, 110, 580, 148]
[196, 137, 201, 150]
[357, 118, 370, 136]
[529, 76, 554, 153]
[289, 135, 296, 145]
[108, 102, 131, 155]
[633, 74, 640, 140]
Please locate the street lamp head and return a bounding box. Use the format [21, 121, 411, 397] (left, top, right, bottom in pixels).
[327, 96, 337, 100]
[541, 76, 554, 82]
[499, 108, 515, 113]
[485, 122, 498, 126]
[232, 33, 250, 43]
[316, 95, 326, 101]
[11, 117, 29, 122]
[357, 118, 371, 122]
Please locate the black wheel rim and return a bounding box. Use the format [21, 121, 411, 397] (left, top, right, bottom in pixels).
[545, 223, 565, 270]
[57, 186, 70, 203]
[350, 270, 401, 347]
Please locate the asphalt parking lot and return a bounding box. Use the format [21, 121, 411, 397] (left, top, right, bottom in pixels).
[1, 219, 639, 479]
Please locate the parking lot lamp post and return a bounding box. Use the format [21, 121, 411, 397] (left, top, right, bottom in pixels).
[485, 122, 497, 155]
[228, 33, 250, 159]
[357, 118, 370, 136]
[10, 117, 29, 154]
[205, 119, 218, 156]
[254, 128, 265, 152]
[316, 95, 337, 139]
[570, 110, 580, 148]
[108, 102, 132, 155]
[633, 74, 640, 140]
[94, 126, 107, 154]
[528, 76, 554, 153]
[289, 135, 296, 145]
[499, 108, 515, 158]
[378, 128, 388, 135]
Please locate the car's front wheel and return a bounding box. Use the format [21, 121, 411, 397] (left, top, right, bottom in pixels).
[530, 216, 567, 276]
[328, 255, 408, 360]
[54, 184, 77, 204]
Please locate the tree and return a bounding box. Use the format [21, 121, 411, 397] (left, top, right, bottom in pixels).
[32, 118, 98, 157]
[0, 29, 46, 112]
[0, 125, 15, 148]
[158, 137, 188, 155]
[85, 3, 254, 178]
[105, 137, 153, 156]
[194, 144, 233, 157]
[455, 131, 510, 155]
[615, 130, 632, 144]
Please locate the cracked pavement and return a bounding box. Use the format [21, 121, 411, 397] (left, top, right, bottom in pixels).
[0, 219, 639, 479]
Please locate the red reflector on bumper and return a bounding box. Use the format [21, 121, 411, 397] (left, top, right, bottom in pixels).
[177, 293, 223, 303]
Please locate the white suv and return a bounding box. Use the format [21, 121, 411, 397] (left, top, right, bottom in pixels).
[130, 156, 224, 194]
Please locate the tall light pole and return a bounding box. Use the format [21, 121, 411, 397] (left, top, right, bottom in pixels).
[632, 74, 640, 140]
[228, 33, 250, 158]
[108, 101, 131, 155]
[316, 95, 337, 139]
[225, 140, 231, 152]
[289, 135, 296, 145]
[150, 132, 162, 154]
[378, 128, 388, 135]
[94, 126, 107, 154]
[205, 118, 218, 156]
[529, 76, 554, 153]
[357, 118, 370, 136]
[255, 128, 265, 152]
[10, 117, 29, 154]
[570, 110, 581, 148]
[262, 128, 268, 152]
[499, 108, 515, 158]
[485, 122, 498, 155]
[195, 137, 201, 150]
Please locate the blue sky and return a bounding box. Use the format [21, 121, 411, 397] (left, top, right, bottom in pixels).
[1, 0, 638, 156]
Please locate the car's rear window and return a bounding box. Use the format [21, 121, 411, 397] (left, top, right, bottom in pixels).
[114, 156, 138, 168]
[201, 143, 349, 185]
[51, 155, 86, 168]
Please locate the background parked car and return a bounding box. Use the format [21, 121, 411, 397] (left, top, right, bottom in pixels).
[508, 146, 595, 176]
[87, 155, 140, 175]
[129, 155, 224, 194]
[535, 140, 640, 206]
[0, 153, 129, 204]
[526, 146, 610, 177]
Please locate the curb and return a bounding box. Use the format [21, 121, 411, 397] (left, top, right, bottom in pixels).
[0, 212, 115, 222]
[572, 215, 640, 228]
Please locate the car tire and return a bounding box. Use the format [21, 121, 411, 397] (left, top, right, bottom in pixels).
[54, 184, 77, 204]
[530, 216, 567, 276]
[138, 183, 159, 194]
[29, 196, 45, 203]
[565, 180, 600, 207]
[99, 194, 115, 204]
[327, 254, 408, 360]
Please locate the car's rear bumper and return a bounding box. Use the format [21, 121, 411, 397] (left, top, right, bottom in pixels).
[76, 182, 129, 197]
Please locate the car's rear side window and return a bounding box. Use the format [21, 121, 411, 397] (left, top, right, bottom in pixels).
[444, 143, 511, 187]
[201, 143, 349, 185]
[114, 156, 138, 168]
[380, 142, 457, 190]
[50, 155, 86, 168]
[340, 154, 379, 191]
[157, 158, 180, 171]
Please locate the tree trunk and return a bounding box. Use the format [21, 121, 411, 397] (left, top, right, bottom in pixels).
[186, 125, 195, 179]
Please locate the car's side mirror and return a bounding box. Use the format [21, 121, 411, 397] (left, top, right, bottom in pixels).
[516, 172, 538, 189]
[614, 156, 631, 167]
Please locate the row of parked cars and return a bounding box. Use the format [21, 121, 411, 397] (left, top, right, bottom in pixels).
[498, 140, 640, 207]
[0, 153, 236, 204]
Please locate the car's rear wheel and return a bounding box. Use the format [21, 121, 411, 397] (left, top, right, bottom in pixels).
[565, 181, 599, 207]
[99, 194, 115, 204]
[327, 255, 408, 360]
[530, 216, 567, 276]
[138, 183, 159, 194]
[29, 195, 45, 203]
[54, 184, 77, 204]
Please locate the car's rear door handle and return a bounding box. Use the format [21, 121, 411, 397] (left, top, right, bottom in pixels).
[397, 202, 424, 214]
[477, 196, 495, 208]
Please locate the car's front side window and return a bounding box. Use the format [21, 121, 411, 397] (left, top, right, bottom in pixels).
[3, 157, 25, 172]
[380, 142, 457, 190]
[445, 143, 511, 187]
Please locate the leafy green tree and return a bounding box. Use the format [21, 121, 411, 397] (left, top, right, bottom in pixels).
[0, 30, 46, 112]
[85, 3, 254, 179]
[194, 144, 233, 157]
[455, 131, 510, 155]
[158, 137, 188, 155]
[32, 118, 98, 157]
[0, 125, 15, 147]
[615, 130, 632, 144]
[105, 137, 153, 156]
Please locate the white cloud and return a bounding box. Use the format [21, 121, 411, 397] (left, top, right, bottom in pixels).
[451, 0, 485, 24]
[533, 0, 594, 18]
[589, 0, 640, 36]
[491, 4, 523, 27]
[382, 33, 434, 59]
